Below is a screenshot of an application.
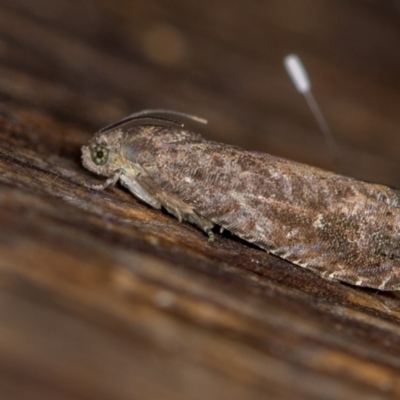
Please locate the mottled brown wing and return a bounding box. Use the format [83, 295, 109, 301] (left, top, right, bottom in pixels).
[142, 139, 400, 291]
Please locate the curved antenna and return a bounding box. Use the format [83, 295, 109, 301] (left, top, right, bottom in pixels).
[99, 109, 208, 134]
[124, 109, 208, 124]
[100, 115, 182, 133]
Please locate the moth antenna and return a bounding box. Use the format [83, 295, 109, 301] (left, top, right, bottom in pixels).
[100, 115, 182, 133]
[99, 109, 207, 134]
[126, 109, 208, 125]
[284, 54, 339, 167]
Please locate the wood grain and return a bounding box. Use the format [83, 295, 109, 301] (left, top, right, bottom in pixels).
[1, 1, 400, 399]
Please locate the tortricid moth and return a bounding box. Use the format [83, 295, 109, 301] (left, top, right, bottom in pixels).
[82, 110, 400, 291]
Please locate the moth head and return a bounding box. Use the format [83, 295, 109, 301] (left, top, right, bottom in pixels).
[81, 130, 124, 177]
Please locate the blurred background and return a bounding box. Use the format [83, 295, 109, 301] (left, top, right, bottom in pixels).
[2, 2, 400, 399]
[0, 0, 399, 185]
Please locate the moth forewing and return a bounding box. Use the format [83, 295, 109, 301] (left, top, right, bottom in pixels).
[81, 113, 400, 291]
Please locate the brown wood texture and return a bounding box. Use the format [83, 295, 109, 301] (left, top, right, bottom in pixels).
[1, 1, 400, 399]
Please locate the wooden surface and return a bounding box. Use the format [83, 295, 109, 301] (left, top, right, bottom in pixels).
[1, 1, 400, 399]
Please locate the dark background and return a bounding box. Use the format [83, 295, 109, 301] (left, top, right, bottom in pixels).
[1, 1, 400, 399]
[1, 0, 400, 183]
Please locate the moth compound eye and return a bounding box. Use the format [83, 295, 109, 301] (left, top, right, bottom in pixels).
[91, 146, 109, 165]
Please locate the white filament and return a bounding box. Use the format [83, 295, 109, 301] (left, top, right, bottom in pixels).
[284, 54, 340, 167]
[284, 54, 310, 94]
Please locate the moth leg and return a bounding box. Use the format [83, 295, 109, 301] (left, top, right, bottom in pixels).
[136, 173, 214, 236]
[183, 207, 214, 238]
[164, 197, 214, 237]
[119, 174, 162, 209]
[86, 169, 122, 191]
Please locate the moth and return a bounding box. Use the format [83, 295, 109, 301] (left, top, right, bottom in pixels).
[81, 110, 400, 291]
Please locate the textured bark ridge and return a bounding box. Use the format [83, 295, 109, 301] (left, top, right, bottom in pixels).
[82, 124, 400, 291]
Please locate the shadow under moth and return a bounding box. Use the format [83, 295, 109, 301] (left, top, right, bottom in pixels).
[82, 110, 400, 291]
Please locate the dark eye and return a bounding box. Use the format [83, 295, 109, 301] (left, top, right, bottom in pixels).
[91, 145, 109, 165]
